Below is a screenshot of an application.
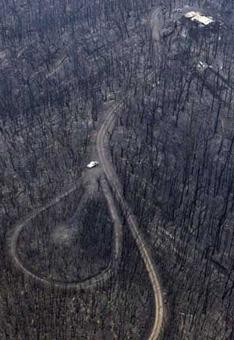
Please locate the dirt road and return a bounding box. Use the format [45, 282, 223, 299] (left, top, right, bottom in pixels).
[96, 104, 164, 339]
[8, 101, 163, 338]
[8, 177, 122, 290]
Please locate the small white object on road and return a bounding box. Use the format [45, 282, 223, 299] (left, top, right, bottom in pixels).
[87, 161, 99, 169]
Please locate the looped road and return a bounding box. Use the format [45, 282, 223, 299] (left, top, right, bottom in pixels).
[8, 177, 123, 290]
[8, 102, 163, 339]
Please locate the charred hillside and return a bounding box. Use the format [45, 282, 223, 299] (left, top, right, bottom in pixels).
[0, 0, 234, 339]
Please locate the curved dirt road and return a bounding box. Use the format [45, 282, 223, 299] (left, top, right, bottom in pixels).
[8, 101, 163, 338]
[8, 178, 122, 290]
[97, 104, 164, 339]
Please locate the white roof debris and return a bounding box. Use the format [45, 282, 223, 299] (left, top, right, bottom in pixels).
[184, 11, 214, 26]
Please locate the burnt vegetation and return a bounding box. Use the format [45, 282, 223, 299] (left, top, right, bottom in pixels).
[17, 193, 113, 282]
[0, 0, 234, 339]
[111, 1, 234, 339]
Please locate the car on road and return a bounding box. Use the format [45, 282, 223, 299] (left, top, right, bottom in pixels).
[87, 161, 99, 169]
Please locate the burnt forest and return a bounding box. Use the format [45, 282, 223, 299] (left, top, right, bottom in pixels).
[0, 0, 233, 339]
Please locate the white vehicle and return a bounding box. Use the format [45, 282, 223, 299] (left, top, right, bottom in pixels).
[87, 161, 99, 169]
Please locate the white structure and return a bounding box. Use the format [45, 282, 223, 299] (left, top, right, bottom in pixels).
[184, 11, 214, 26]
[87, 161, 99, 169]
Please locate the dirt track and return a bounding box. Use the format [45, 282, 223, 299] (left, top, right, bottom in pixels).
[8, 101, 163, 338]
[8, 177, 122, 290]
[96, 104, 164, 339]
